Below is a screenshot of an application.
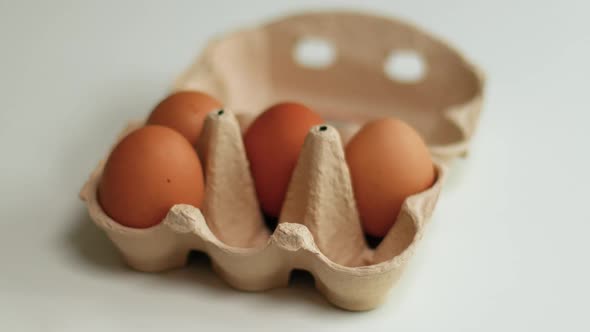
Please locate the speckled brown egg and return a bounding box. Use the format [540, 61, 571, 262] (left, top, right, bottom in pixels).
[98, 125, 205, 228]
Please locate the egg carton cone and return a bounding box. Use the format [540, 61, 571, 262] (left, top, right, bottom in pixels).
[79, 11, 484, 311]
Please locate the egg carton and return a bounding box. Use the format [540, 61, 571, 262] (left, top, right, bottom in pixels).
[79, 11, 484, 311]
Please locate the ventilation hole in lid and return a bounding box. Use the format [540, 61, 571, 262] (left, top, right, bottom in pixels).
[293, 37, 336, 69]
[217, 109, 224, 116]
[319, 125, 328, 132]
[384, 50, 427, 83]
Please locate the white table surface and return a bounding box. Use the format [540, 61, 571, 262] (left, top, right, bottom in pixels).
[1, 0, 589, 331]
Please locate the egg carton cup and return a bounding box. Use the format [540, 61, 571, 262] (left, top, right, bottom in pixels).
[79, 11, 484, 311]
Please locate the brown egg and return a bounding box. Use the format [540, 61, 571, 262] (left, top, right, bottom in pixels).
[244, 102, 324, 217]
[346, 118, 435, 237]
[147, 91, 222, 146]
[98, 125, 205, 228]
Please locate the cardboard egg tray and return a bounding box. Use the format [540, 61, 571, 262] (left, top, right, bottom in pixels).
[79, 11, 484, 311]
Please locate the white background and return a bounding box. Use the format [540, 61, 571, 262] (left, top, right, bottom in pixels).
[1, 0, 589, 331]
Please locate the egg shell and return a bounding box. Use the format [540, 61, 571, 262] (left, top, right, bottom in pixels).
[98, 125, 205, 228]
[346, 118, 436, 237]
[147, 91, 222, 146]
[243, 102, 324, 217]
